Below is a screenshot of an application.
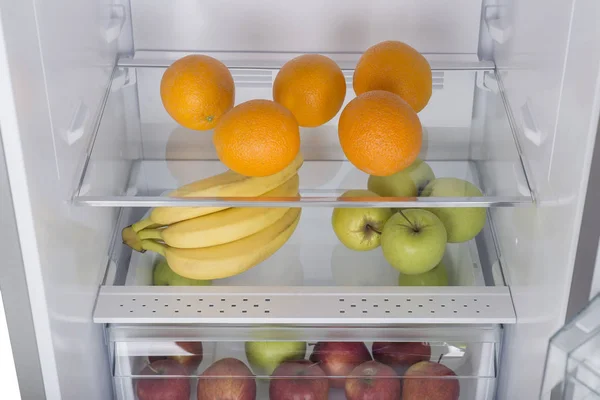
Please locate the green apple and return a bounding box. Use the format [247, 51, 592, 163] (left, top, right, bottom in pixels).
[153, 258, 212, 286]
[421, 178, 486, 243]
[381, 209, 447, 275]
[398, 261, 449, 286]
[367, 159, 435, 198]
[331, 190, 393, 251]
[245, 341, 307, 375]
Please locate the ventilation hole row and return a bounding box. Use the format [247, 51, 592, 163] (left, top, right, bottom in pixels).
[337, 307, 489, 315]
[129, 303, 491, 313]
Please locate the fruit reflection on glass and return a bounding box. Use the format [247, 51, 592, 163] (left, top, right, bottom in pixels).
[372, 342, 431, 373]
[402, 361, 460, 400]
[381, 210, 447, 275]
[136, 359, 190, 400]
[421, 178, 486, 243]
[148, 341, 204, 374]
[273, 54, 346, 127]
[338, 90, 422, 177]
[331, 190, 393, 251]
[353, 40, 433, 113]
[368, 158, 435, 198]
[309, 342, 372, 388]
[345, 360, 401, 400]
[398, 261, 449, 286]
[270, 360, 329, 400]
[245, 341, 307, 376]
[197, 358, 256, 400]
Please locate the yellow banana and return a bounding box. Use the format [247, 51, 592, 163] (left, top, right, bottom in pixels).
[140, 208, 301, 280]
[132, 153, 303, 231]
[137, 174, 299, 248]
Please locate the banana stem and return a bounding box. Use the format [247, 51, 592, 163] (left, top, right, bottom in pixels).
[137, 229, 164, 241]
[141, 240, 167, 256]
[122, 226, 145, 253]
[132, 218, 158, 233]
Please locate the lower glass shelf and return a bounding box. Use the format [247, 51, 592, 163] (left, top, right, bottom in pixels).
[93, 203, 515, 324]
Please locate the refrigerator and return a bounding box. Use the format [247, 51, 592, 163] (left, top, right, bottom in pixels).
[1, 0, 600, 399]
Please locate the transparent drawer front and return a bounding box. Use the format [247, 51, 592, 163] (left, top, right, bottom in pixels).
[542, 294, 600, 399]
[110, 326, 499, 400]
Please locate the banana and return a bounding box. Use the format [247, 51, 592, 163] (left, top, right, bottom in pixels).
[122, 226, 144, 252]
[140, 208, 301, 280]
[137, 174, 299, 248]
[132, 153, 303, 231]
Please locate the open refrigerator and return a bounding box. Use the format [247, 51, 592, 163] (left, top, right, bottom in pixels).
[1, 0, 600, 399]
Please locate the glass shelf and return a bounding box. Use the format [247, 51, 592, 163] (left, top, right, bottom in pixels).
[93, 201, 515, 325]
[73, 53, 533, 208]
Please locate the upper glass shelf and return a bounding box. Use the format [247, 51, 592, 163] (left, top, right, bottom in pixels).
[73, 52, 533, 208]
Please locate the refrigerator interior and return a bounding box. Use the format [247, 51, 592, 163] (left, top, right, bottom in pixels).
[1, 0, 600, 399]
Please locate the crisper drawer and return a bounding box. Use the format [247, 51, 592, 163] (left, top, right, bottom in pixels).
[108, 324, 500, 400]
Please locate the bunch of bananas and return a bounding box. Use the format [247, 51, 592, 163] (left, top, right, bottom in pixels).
[123, 154, 303, 280]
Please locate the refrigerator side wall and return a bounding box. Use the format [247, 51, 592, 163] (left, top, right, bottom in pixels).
[493, 0, 600, 397]
[0, 0, 122, 398]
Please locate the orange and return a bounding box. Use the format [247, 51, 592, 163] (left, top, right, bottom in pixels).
[213, 100, 300, 177]
[338, 90, 422, 176]
[160, 55, 234, 130]
[353, 41, 432, 112]
[273, 54, 346, 127]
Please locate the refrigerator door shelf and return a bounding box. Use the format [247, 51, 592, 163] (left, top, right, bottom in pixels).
[541, 293, 600, 399]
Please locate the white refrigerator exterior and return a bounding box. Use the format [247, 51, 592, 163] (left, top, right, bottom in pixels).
[1, 0, 600, 399]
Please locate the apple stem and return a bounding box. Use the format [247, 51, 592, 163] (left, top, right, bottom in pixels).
[366, 223, 382, 235]
[438, 354, 444, 363]
[398, 210, 419, 232]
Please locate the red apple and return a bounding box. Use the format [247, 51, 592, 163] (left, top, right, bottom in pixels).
[136, 359, 190, 400]
[402, 361, 459, 400]
[270, 360, 329, 400]
[345, 360, 401, 400]
[309, 342, 372, 388]
[148, 341, 204, 373]
[197, 358, 256, 400]
[372, 342, 431, 372]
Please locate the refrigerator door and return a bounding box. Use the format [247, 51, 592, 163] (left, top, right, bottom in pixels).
[0, 0, 123, 398]
[493, 0, 600, 398]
